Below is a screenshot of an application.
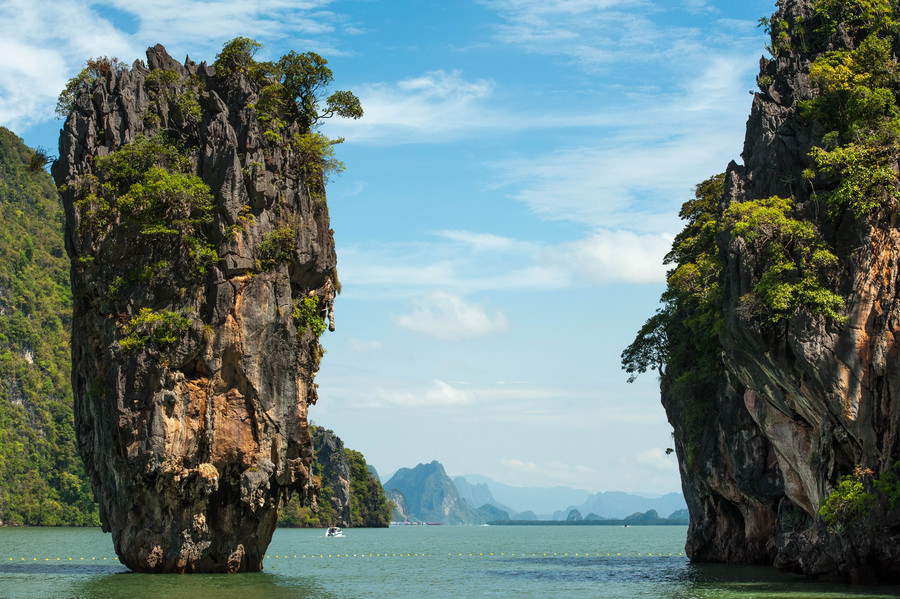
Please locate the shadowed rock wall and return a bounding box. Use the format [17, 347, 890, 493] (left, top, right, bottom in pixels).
[666, 0, 900, 582]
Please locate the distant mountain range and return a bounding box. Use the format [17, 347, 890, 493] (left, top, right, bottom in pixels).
[384, 461, 491, 524]
[455, 474, 591, 516]
[382, 460, 687, 525]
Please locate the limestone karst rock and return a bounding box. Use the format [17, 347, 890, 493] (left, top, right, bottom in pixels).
[660, 0, 900, 582]
[311, 427, 352, 527]
[52, 45, 337, 572]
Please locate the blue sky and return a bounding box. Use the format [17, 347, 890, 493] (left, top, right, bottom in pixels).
[1, 0, 775, 495]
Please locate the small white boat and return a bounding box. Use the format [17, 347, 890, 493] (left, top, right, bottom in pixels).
[325, 526, 344, 537]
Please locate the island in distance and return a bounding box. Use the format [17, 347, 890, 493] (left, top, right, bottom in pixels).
[380, 460, 687, 525]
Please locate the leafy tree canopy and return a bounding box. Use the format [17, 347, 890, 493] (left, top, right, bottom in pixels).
[0, 127, 99, 525]
[213, 38, 362, 132]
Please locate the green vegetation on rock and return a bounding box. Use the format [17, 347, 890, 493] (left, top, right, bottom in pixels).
[55, 57, 128, 118]
[621, 175, 725, 469]
[802, 2, 900, 219]
[215, 37, 360, 202]
[215, 37, 362, 133]
[119, 308, 192, 352]
[722, 196, 844, 324]
[278, 426, 392, 528]
[292, 296, 326, 338]
[257, 225, 297, 270]
[345, 448, 392, 527]
[75, 133, 213, 240]
[0, 128, 98, 525]
[818, 463, 900, 534]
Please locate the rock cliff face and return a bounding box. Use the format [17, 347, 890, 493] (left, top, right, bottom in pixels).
[311, 427, 352, 527]
[52, 45, 337, 572]
[665, 0, 900, 582]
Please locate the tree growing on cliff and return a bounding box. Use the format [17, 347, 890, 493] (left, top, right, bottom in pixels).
[214, 38, 362, 134]
[213, 37, 265, 80]
[277, 51, 363, 131]
[622, 173, 724, 385]
[622, 174, 726, 468]
[345, 448, 393, 527]
[213, 38, 361, 205]
[56, 57, 128, 118]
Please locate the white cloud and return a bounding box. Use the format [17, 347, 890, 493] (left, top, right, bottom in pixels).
[480, 0, 675, 68]
[327, 70, 497, 143]
[373, 379, 477, 408]
[636, 447, 680, 472]
[0, 0, 135, 128]
[683, 0, 716, 14]
[335, 229, 568, 300]
[561, 230, 672, 284]
[327, 378, 572, 413]
[437, 230, 520, 253]
[0, 0, 345, 129]
[500, 458, 540, 472]
[100, 0, 339, 50]
[489, 55, 754, 231]
[491, 119, 744, 232]
[348, 338, 383, 353]
[393, 291, 509, 340]
[337, 225, 671, 302]
[499, 457, 597, 487]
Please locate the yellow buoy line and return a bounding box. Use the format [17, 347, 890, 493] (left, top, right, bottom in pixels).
[5, 551, 685, 562]
[5, 557, 119, 562]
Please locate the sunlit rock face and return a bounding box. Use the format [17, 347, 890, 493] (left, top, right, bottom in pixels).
[664, 0, 900, 582]
[53, 45, 336, 572]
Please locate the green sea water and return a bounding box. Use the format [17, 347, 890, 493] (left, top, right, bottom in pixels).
[2, 525, 900, 598]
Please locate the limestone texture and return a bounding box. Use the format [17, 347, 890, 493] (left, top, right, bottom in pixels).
[665, 0, 900, 582]
[52, 45, 336, 572]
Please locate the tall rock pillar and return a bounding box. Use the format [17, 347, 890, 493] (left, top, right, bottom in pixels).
[53, 45, 337, 572]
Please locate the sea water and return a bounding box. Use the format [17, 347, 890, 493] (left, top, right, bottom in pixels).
[2, 525, 900, 598]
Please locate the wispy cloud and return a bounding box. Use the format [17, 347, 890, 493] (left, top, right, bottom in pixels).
[488, 52, 755, 228]
[327, 70, 498, 143]
[338, 225, 670, 300]
[682, 0, 716, 14]
[328, 377, 573, 412]
[489, 135, 730, 231]
[559, 230, 672, 285]
[373, 379, 478, 408]
[477, 0, 754, 72]
[479, 0, 694, 69]
[104, 0, 339, 45]
[499, 457, 597, 487]
[348, 338, 384, 353]
[635, 447, 679, 473]
[0, 0, 344, 128]
[0, 0, 134, 129]
[393, 291, 509, 340]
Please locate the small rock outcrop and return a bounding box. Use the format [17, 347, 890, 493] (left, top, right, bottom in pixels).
[53, 45, 338, 572]
[278, 427, 392, 527]
[311, 427, 352, 526]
